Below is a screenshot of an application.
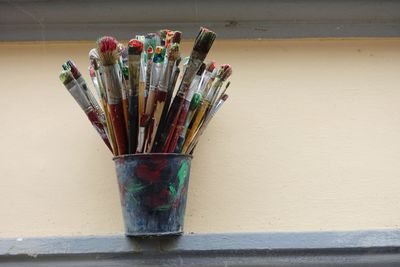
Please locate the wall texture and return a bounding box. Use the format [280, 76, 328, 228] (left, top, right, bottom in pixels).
[0, 39, 399, 237]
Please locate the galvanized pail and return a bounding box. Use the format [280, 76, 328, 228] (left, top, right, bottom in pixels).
[113, 153, 192, 236]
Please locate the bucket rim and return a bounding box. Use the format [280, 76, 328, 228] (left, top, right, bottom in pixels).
[112, 153, 193, 161]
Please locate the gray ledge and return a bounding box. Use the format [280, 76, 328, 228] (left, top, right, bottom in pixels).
[1, 0, 400, 41]
[1, 229, 400, 266]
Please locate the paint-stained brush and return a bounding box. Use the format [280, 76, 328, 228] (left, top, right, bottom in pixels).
[97, 36, 128, 155]
[164, 27, 217, 153]
[151, 56, 181, 152]
[89, 51, 118, 154]
[186, 94, 229, 154]
[63, 60, 104, 122]
[127, 39, 143, 153]
[182, 64, 232, 153]
[143, 46, 164, 152]
[174, 63, 206, 152]
[59, 70, 112, 152]
[148, 43, 180, 152]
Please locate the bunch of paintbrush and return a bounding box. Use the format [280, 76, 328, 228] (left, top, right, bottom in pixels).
[58, 27, 232, 156]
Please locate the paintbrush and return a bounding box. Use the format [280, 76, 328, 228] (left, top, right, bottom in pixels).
[151, 56, 181, 152]
[59, 70, 112, 153]
[135, 35, 146, 131]
[144, 46, 154, 112]
[186, 93, 229, 154]
[117, 43, 130, 135]
[209, 64, 233, 108]
[143, 46, 164, 152]
[97, 36, 128, 155]
[164, 28, 217, 153]
[63, 60, 104, 123]
[89, 52, 118, 154]
[174, 63, 206, 152]
[136, 45, 154, 153]
[181, 65, 231, 153]
[127, 39, 143, 154]
[147, 43, 180, 152]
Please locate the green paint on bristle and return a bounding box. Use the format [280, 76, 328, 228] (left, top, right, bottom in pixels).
[59, 70, 74, 85]
[192, 28, 217, 60]
[144, 33, 158, 54]
[189, 93, 202, 111]
[153, 46, 164, 63]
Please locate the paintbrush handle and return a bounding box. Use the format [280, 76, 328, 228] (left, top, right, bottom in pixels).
[151, 67, 180, 152]
[103, 64, 128, 155]
[160, 94, 185, 152]
[147, 90, 167, 152]
[108, 103, 128, 155]
[182, 100, 209, 153]
[128, 56, 141, 154]
[103, 99, 118, 155]
[127, 95, 138, 153]
[168, 99, 190, 152]
[138, 81, 145, 127]
[85, 109, 113, 153]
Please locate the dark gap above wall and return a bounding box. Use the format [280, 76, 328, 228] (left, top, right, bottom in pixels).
[0, 0, 400, 41]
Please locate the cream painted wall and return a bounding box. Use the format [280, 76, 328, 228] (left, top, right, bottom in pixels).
[0, 39, 400, 237]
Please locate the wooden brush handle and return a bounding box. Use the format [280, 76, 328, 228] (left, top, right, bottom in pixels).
[182, 101, 208, 153]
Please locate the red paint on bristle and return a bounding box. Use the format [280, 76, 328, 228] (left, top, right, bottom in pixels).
[222, 94, 229, 101]
[128, 39, 144, 54]
[165, 31, 174, 48]
[147, 46, 153, 55]
[208, 60, 217, 72]
[98, 36, 118, 53]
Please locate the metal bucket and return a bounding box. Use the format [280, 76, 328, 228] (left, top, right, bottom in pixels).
[113, 153, 192, 236]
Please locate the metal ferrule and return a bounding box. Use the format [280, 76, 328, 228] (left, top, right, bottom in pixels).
[158, 61, 174, 93]
[103, 64, 123, 105]
[150, 62, 162, 92]
[65, 79, 92, 112]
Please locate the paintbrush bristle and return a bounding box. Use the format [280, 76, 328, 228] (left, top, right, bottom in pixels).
[153, 46, 164, 63]
[172, 31, 182, 44]
[97, 36, 119, 66]
[144, 33, 159, 52]
[192, 27, 216, 59]
[128, 39, 144, 55]
[167, 43, 180, 61]
[59, 70, 74, 85]
[221, 64, 232, 80]
[222, 94, 229, 101]
[207, 60, 217, 72]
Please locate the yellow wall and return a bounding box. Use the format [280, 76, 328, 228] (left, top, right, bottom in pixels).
[0, 39, 400, 237]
